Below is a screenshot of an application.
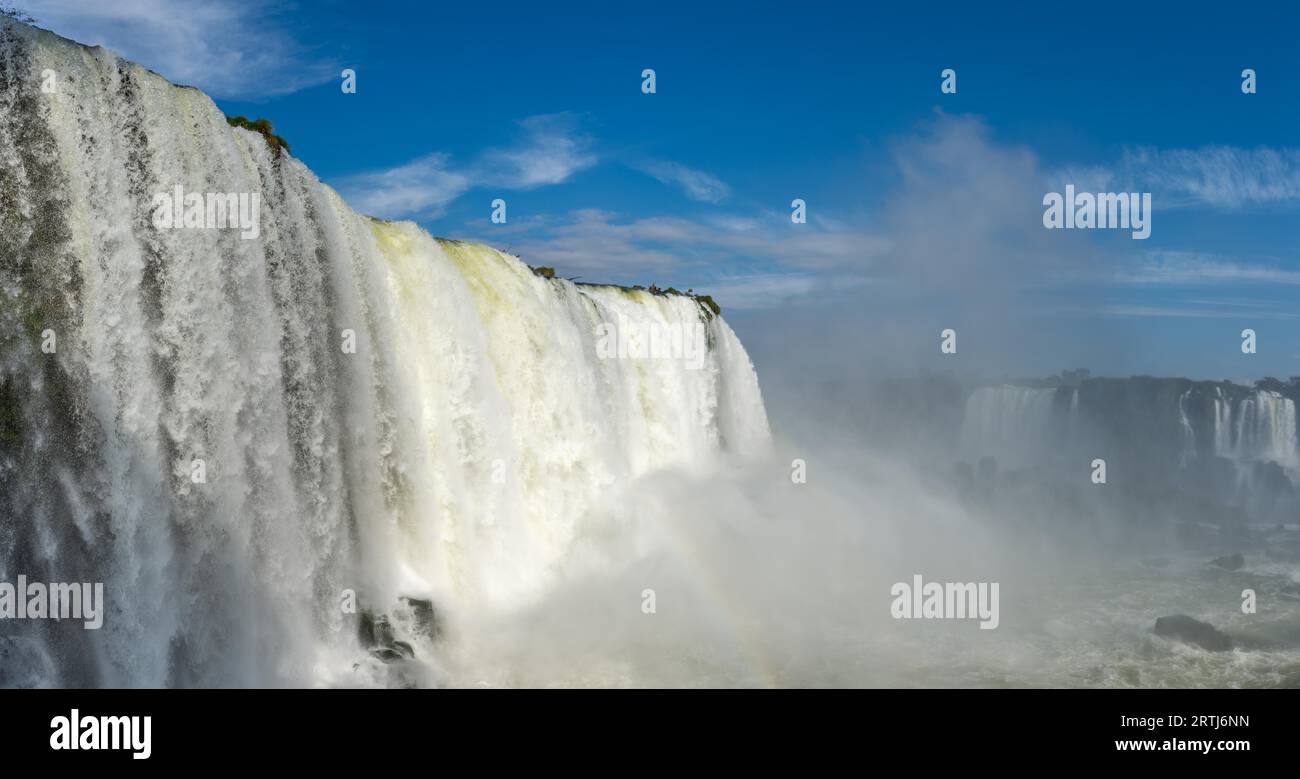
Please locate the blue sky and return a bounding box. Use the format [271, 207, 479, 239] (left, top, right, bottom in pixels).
[21, 0, 1300, 383]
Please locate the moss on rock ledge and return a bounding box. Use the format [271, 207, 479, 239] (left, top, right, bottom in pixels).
[693, 294, 720, 317]
[225, 115, 291, 157]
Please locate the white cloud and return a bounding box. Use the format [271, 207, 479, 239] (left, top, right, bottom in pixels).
[24, 0, 335, 98]
[633, 161, 731, 203]
[478, 113, 596, 189]
[335, 113, 594, 219]
[1087, 304, 1300, 320]
[1128, 146, 1300, 208]
[698, 273, 821, 310]
[335, 154, 470, 220]
[509, 208, 885, 275]
[1067, 146, 1300, 210]
[495, 207, 885, 311]
[1115, 251, 1300, 285]
[508, 210, 687, 275]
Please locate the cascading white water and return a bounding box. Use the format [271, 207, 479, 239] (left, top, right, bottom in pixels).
[1212, 388, 1297, 470]
[0, 21, 769, 687]
[959, 385, 1057, 467]
[1232, 391, 1297, 468]
[959, 381, 1297, 480]
[1067, 387, 1079, 440]
[1176, 389, 1196, 465]
[1212, 387, 1231, 458]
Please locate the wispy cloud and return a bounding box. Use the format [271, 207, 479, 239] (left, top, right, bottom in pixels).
[1087, 304, 1300, 320]
[335, 154, 471, 220]
[511, 209, 885, 273]
[1123, 146, 1300, 208]
[24, 0, 335, 98]
[478, 113, 597, 189]
[1114, 251, 1300, 285]
[493, 207, 884, 310]
[699, 273, 821, 310]
[632, 160, 731, 203]
[335, 112, 595, 219]
[508, 209, 685, 274]
[1059, 146, 1300, 210]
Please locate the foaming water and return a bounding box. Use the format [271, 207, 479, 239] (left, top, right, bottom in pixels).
[1218, 390, 1298, 468]
[3, 19, 1296, 691]
[435, 443, 1300, 689]
[0, 21, 768, 687]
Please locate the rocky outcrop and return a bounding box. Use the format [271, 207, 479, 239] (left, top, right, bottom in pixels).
[1153, 615, 1233, 651]
[1210, 553, 1245, 571]
[400, 596, 443, 641]
[357, 598, 443, 666]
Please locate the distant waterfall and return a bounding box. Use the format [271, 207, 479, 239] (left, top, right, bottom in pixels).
[1177, 389, 1196, 465]
[959, 382, 1298, 479]
[1212, 389, 1297, 468]
[959, 385, 1059, 467]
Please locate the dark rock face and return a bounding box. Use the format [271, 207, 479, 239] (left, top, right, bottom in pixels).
[1210, 553, 1245, 571]
[369, 647, 404, 663]
[357, 610, 395, 648]
[401, 596, 443, 641]
[358, 611, 377, 648]
[357, 601, 440, 665]
[1153, 615, 1234, 651]
[357, 610, 408, 664]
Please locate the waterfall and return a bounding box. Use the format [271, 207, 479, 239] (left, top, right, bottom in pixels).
[1176, 389, 1195, 465]
[957, 380, 1298, 480]
[1211, 388, 1297, 469]
[1234, 391, 1298, 467]
[1212, 387, 1232, 458]
[959, 385, 1058, 467]
[1067, 387, 1079, 440]
[0, 21, 769, 687]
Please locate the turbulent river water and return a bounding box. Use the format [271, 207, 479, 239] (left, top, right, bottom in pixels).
[2, 19, 1297, 689]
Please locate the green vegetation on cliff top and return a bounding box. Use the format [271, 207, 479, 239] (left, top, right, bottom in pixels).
[225, 115, 291, 157]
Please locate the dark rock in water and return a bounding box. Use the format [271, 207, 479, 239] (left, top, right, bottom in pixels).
[374, 615, 395, 646]
[358, 610, 377, 648]
[1154, 615, 1233, 651]
[401, 596, 443, 641]
[370, 647, 405, 663]
[357, 610, 397, 648]
[1140, 557, 1170, 569]
[358, 599, 438, 668]
[1210, 553, 1244, 571]
[359, 604, 426, 665]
